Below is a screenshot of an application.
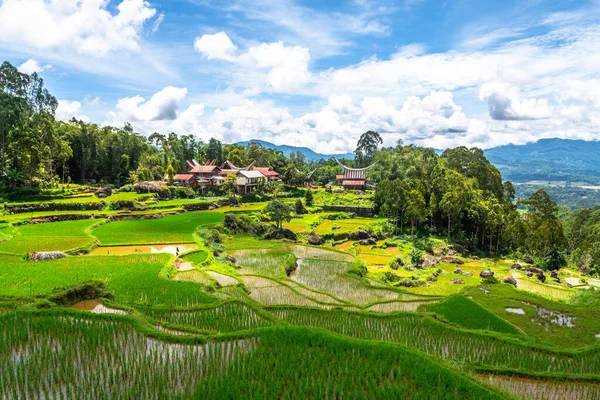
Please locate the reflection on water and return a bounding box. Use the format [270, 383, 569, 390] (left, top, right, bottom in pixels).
[71, 299, 127, 315]
[506, 307, 525, 315]
[89, 243, 198, 256]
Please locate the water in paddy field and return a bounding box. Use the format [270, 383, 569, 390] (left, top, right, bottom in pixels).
[89, 243, 198, 256]
[71, 299, 127, 315]
[506, 307, 525, 315]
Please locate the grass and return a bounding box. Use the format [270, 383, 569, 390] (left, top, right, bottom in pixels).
[0, 219, 100, 254]
[314, 218, 383, 235]
[92, 212, 224, 244]
[427, 295, 521, 335]
[0, 254, 218, 306]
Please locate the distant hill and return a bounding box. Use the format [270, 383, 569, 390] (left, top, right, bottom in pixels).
[484, 138, 600, 184]
[235, 139, 354, 161]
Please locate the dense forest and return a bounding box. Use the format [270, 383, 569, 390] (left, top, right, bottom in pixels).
[1, 60, 599, 274]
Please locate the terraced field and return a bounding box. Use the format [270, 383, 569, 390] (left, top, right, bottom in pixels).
[0, 207, 598, 399]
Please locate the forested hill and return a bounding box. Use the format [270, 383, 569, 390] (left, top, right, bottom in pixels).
[484, 139, 600, 184]
[235, 140, 354, 161]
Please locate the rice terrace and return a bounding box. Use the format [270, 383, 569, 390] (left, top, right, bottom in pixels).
[2, 0, 600, 398]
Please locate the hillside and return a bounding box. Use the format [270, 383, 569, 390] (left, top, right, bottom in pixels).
[235, 139, 354, 161]
[484, 138, 600, 184]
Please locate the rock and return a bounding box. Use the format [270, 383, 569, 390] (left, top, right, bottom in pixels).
[419, 255, 438, 268]
[510, 263, 522, 270]
[235, 265, 242, 269]
[454, 268, 464, 275]
[359, 238, 377, 245]
[526, 272, 534, 277]
[225, 255, 236, 263]
[472, 256, 481, 260]
[526, 267, 544, 274]
[94, 187, 112, 198]
[355, 229, 370, 240]
[464, 271, 473, 276]
[212, 250, 220, 257]
[427, 275, 438, 282]
[307, 233, 323, 245]
[502, 276, 517, 286]
[447, 249, 457, 256]
[537, 273, 546, 283]
[450, 278, 465, 284]
[405, 266, 415, 271]
[440, 270, 449, 274]
[523, 257, 534, 264]
[441, 256, 464, 264]
[264, 228, 297, 241]
[480, 270, 495, 278]
[400, 279, 414, 287]
[208, 204, 216, 210]
[579, 266, 592, 275]
[550, 270, 559, 278]
[30, 251, 67, 262]
[552, 277, 561, 283]
[384, 241, 397, 247]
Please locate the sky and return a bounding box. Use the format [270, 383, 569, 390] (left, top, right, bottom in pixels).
[0, 0, 599, 154]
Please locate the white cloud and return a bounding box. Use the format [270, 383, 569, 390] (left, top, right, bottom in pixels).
[194, 32, 238, 61]
[152, 12, 165, 33]
[0, 0, 156, 56]
[17, 59, 52, 74]
[56, 100, 89, 122]
[107, 87, 188, 123]
[479, 83, 552, 120]
[194, 32, 311, 92]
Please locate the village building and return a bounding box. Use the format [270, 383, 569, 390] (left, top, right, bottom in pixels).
[334, 158, 374, 190]
[164, 159, 280, 193]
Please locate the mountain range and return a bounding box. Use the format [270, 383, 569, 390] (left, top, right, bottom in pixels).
[237, 138, 600, 184]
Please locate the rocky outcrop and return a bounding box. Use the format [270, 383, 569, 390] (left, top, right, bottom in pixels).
[307, 233, 323, 245]
[523, 257, 534, 264]
[451, 278, 465, 284]
[359, 238, 377, 245]
[510, 263, 522, 270]
[454, 268, 464, 275]
[464, 271, 473, 276]
[264, 228, 297, 241]
[94, 187, 112, 198]
[353, 230, 370, 240]
[419, 255, 438, 268]
[441, 256, 464, 264]
[225, 255, 236, 263]
[502, 276, 517, 286]
[526, 267, 544, 274]
[479, 270, 495, 278]
[30, 251, 67, 261]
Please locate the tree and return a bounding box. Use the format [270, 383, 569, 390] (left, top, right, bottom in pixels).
[405, 186, 427, 239]
[205, 138, 224, 164]
[429, 193, 438, 229]
[354, 131, 382, 167]
[165, 163, 175, 185]
[305, 189, 314, 207]
[265, 200, 293, 230]
[222, 173, 237, 196]
[295, 199, 305, 215]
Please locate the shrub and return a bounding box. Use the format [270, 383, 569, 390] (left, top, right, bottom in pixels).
[119, 184, 134, 192]
[410, 248, 424, 265]
[382, 271, 401, 283]
[284, 254, 298, 276]
[5, 201, 105, 214]
[295, 199, 305, 215]
[305, 189, 314, 206]
[348, 259, 367, 278]
[481, 276, 499, 285]
[210, 229, 221, 243]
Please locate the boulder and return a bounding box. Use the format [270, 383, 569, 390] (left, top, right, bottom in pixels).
[472, 256, 481, 260]
[225, 255, 236, 263]
[552, 277, 561, 283]
[441, 256, 464, 264]
[359, 238, 377, 245]
[419, 255, 438, 268]
[212, 250, 220, 257]
[307, 233, 323, 245]
[464, 271, 473, 276]
[579, 266, 592, 275]
[450, 278, 465, 284]
[525, 272, 534, 277]
[510, 263, 522, 270]
[264, 228, 297, 241]
[400, 279, 415, 287]
[523, 257, 534, 264]
[405, 266, 415, 271]
[526, 267, 544, 274]
[30, 251, 67, 262]
[354, 229, 370, 240]
[447, 249, 457, 256]
[536, 273, 546, 283]
[479, 270, 495, 278]
[94, 187, 112, 198]
[454, 268, 464, 275]
[502, 276, 517, 286]
[550, 270, 559, 278]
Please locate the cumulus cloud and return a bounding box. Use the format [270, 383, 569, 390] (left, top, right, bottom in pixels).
[0, 0, 156, 56]
[17, 59, 52, 75]
[479, 83, 552, 121]
[194, 32, 311, 92]
[56, 100, 89, 122]
[194, 32, 238, 61]
[107, 87, 188, 123]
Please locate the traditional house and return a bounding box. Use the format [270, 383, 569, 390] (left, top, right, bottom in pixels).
[334, 158, 374, 190]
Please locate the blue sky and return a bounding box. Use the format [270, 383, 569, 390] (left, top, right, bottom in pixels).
[0, 0, 599, 153]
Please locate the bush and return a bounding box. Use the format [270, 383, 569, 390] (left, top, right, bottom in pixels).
[295, 199, 305, 215]
[305, 189, 314, 206]
[175, 187, 195, 199]
[210, 229, 221, 243]
[481, 276, 499, 285]
[410, 248, 424, 265]
[348, 259, 367, 278]
[119, 184, 134, 192]
[284, 254, 298, 276]
[382, 271, 401, 283]
[5, 201, 105, 214]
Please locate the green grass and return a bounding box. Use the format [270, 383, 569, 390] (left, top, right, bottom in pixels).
[314, 218, 383, 235]
[0, 254, 218, 306]
[182, 249, 209, 264]
[427, 295, 521, 335]
[0, 219, 100, 254]
[92, 212, 224, 244]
